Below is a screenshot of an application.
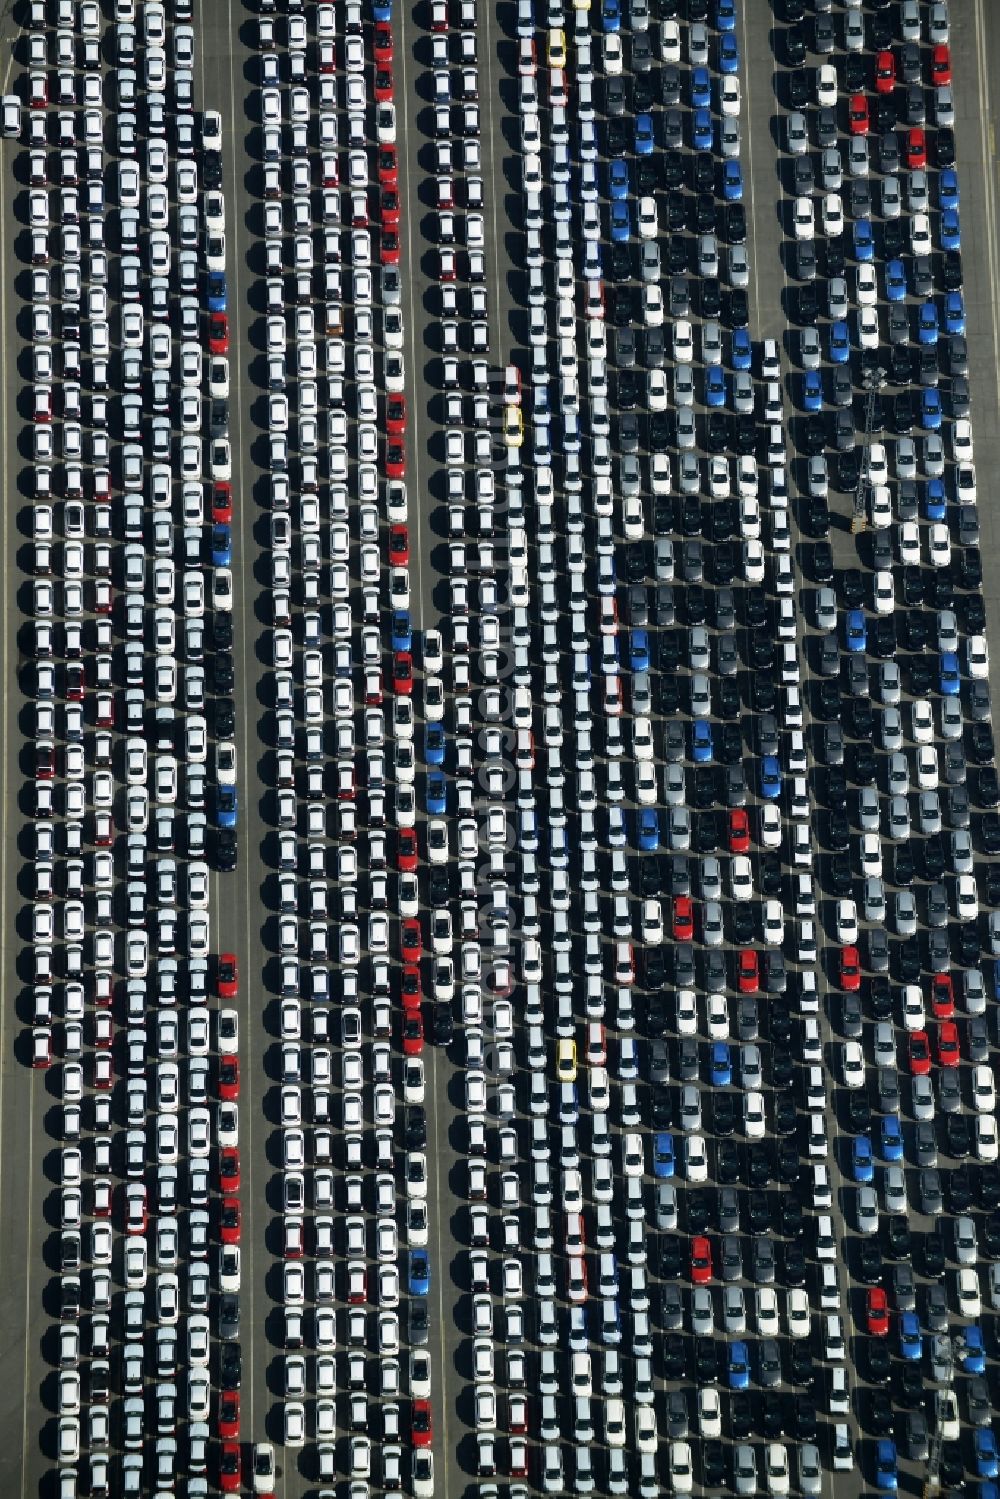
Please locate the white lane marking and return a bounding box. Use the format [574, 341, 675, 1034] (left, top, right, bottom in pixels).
[396, 29, 430, 632]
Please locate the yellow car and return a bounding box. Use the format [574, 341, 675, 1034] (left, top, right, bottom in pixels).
[503, 406, 524, 448]
[556, 1039, 577, 1083]
[547, 27, 566, 67]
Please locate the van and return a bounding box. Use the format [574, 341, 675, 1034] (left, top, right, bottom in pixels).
[800, 968, 819, 1012]
[794, 873, 816, 915]
[812, 1164, 832, 1209]
[824, 1314, 846, 1361]
[639, 1451, 658, 1499]
[792, 824, 812, 864]
[802, 1017, 821, 1061]
[816, 1214, 837, 1260]
[632, 1309, 652, 1358]
[808, 1115, 828, 1159]
[540, 1394, 559, 1443]
[595, 1201, 615, 1248]
[829, 1366, 850, 1415]
[820, 1265, 839, 1309]
[806, 1066, 825, 1110]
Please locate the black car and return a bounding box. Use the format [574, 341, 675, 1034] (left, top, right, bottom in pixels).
[811, 540, 834, 582]
[713, 1093, 736, 1137]
[405, 1106, 427, 1149]
[793, 1397, 817, 1440]
[694, 1337, 717, 1383]
[219, 1295, 240, 1341]
[656, 1237, 682, 1281]
[867, 1341, 891, 1385]
[215, 698, 236, 738]
[922, 1233, 945, 1279]
[858, 1238, 883, 1284]
[693, 152, 714, 193]
[632, 73, 656, 113]
[787, 66, 808, 106]
[220, 1344, 242, 1391]
[824, 236, 846, 278]
[762, 1400, 784, 1440]
[749, 1143, 773, 1189]
[429, 867, 450, 906]
[700, 277, 721, 319]
[663, 148, 684, 188]
[788, 1346, 814, 1390]
[730, 1393, 752, 1441]
[432, 1003, 453, 1044]
[214, 653, 235, 693]
[962, 591, 987, 633]
[717, 1139, 740, 1184]
[702, 1441, 726, 1489]
[923, 836, 946, 881]
[980, 1169, 1000, 1211]
[773, 1092, 797, 1137]
[937, 127, 956, 167]
[204, 150, 222, 189]
[869, 976, 892, 1020]
[216, 830, 238, 872]
[980, 769, 1000, 808]
[728, 288, 749, 328]
[868, 1390, 893, 1436]
[726, 202, 746, 243]
[893, 842, 915, 886]
[947, 1165, 973, 1214]
[804, 496, 829, 536]
[662, 1334, 686, 1380]
[843, 52, 865, 92]
[771, 1052, 794, 1091]
[827, 810, 850, 852]
[409, 1301, 429, 1345]
[886, 1216, 911, 1259]
[776, 1141, 799, 1183]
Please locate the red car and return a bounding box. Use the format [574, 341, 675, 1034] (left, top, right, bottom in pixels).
[839, 946, 861, 991]
[673, 897, 694, 942]
[401, 919, 422, 964]
[374, 20, 394, 61]
[737, 949, 759, 994]
[386, 438, 406, 477]
[389, 522, 409, 561]
[412, 1400, 433, 1448]
[393, 650, 413, 694]
[906, 128, 927, 168]
[218, 1394, 240, 1442]
[220, 1443, 241, 1492]
[402, 965, 422, 1006]
[381, 228, 401, 264]
[219, 1056, 240, 1101]
[402, 1002, 424, 1055]
[207, 312, 229, 354]
[937, 1022, 960, 1068]
[217, 953, 238, 1000]
[219, 1149, 240, 1195]
[728, 809, 750, 853]
[212, 482, 233, 524]
[387, 398, 407, 440]
[220, 1198, 241, 1245]
[381, 186, 401, 227]
[867, 1287, 889, 1337]
[874, 49, 895, 94]
[848, 93, 869, 135]
[397, 829, 418, 872]
[930, 975, 954, 1019]
[931, 44, 951, 85]
[690, 1235, 712, 1285]
[908, 1030, 931, 1076]
[378, 146, 399, 187]
[375, 64, 394, 101]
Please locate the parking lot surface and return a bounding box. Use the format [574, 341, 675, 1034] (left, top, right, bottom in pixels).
[7, 1, 1000, 1498]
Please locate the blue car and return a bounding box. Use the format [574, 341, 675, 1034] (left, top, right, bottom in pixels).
[635, 113, 654, 154]
[802, 370, 823, 411]
[211, 523, 232, 567]
[408, 1251, 430, 1296]
[608, 159, 629, 200]
[727, 1341, 750, 1391]
[852, 1135, 874, 1183]
[940, 652, 961, 696]
[690, 66, 711, 109]
[939, 167, 959, 210]
[723, 159, 743, 200]
[692, 722, 713, 764]
[206, 271, 227, 312]
[637, 809, 659, 851]
[921, 388, 943, 431]
[917, 301, 939, 345]
[880, 1114, 903, 1161]
[940, 207, 961, 250]
[876, 1440, 898, 1493]
[961, 1327, 987, 1374]
[845, 609, 867, 654]
[716, 0, 736, 31]
[924, 478, 946, 520]
[885, 258, 907, 301]
[601, 0, 620, 31]
[710, 1042, 732, 1087]
[944, 290, 965, 334]
[391, 610, 411, 651]
[691, 107, 712, 151]
[609, 202, 630, 242]
[760, 756, 782, 800]
[705, 366, 726, 407]
[829, 320, 850, 364]
[630, 630, 650, 673]
[976, 1432, 1000, 1481]
[215, 785, 238, 829]
[652, 1132, 675, 1178]
[426, 771, 447, 814]
[372, 0, 391, 20]
[899, 1312, 922, 1363]
[718, 31, 739, 72]
[424, 724, 445, 766]
[730, 327, 752, 369]
[853, 217, 874, 262]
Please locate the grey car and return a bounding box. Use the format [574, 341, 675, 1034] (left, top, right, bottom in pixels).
[914, 1123, 938, 1168]
[752, 1236, 775, 1284]
[925, 1283, 949, 1333]
[919, 1169, 943, 1217]
[759, 1339, 782, 1388]
[719, 1235, 742, 1283]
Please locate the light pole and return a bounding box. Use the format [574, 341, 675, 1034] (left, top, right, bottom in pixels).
[852, 363, 887, 534]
